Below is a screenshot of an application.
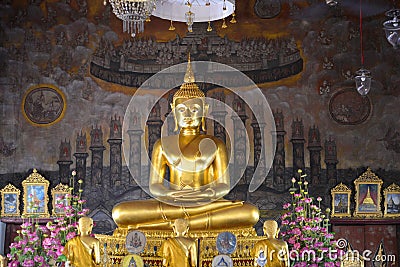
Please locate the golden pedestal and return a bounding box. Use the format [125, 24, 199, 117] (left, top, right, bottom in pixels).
[96, 227, 264, 267]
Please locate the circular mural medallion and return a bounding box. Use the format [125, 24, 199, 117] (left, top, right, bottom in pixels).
[254, 0, 281, 19]
[329, 87, 372, 125]
[126, 231, 146, 254]
[216, 232, 237, 255]
[22, 84, 66, 126]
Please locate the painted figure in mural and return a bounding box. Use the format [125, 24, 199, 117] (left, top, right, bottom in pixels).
[63, 217, 101, 267]
[112, 56, 259, 231]
[160, 218, 197, 267]
[252, 220, 290, 267]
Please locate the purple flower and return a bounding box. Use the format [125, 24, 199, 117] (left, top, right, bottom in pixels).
[317, 197, 322, 202]
[283, 203, 291, 209]
[33, 255, 44, 263]
[20, 222, 32, 229]
[21, 259, 34, 267]
[295, 206, 304, 212]
[304, 197, 312, 203]
[325, 233, 334, 239]
[8, 260, 20, 267]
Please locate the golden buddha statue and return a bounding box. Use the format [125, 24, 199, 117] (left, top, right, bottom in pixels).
[160, 218, 198, 267]
[112, 56, 259, 231]
[63, 217, 101, 267]
[252, 220, 290, 267]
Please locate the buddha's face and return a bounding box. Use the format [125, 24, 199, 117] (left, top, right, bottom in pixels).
[78, 217, 93, 234]
[173, 98, 204, 129]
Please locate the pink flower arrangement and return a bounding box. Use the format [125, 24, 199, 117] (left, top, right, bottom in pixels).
[7, 172, 89, 267]
[280, 170, 343, 267]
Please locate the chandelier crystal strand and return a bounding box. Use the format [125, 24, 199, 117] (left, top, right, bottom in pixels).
[107, 0, 156, 37]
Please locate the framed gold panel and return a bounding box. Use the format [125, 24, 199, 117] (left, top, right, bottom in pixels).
[51, 183, 69, 216]
[331, 183, 351, 217]
[1, 183, 21, 217]
[22, 169, 50, 218]
[383, 183, 400, 217]
[353, 168, 383, 218]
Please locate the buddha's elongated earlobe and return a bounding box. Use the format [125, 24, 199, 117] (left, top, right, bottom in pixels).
[202, 104, 209, 131]
[171, 103, 178, 131]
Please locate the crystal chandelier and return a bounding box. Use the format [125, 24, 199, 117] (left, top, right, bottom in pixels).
[355, 0, 372, 96]
[105, 0, 157, 37]
[383, 9, 400, 49]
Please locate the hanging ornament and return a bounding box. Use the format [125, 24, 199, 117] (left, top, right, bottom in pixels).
[207, 21, 213, 32]
[355, 0, 372, 95]
[383, 9, 400, 49]
[169, 20, 176, 31]
[355, 69, 372, 96]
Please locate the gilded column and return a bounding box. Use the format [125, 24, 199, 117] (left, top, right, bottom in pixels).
[211, 91, 227, 143]
[74, 131, 88, 183]
[231, 95, 248, 184]
[127, 109, 143, 185]
[108, 115, 122, 187]
[291, 118, 305, 177]
[146, 101, 163, 164]
[272, 110, 286, 189]
[308, 125, 322, 185]
[251, 103, 267, 186]
[57, 139, 73, 184]
[325, 136, 338, 186]
[89, 125, 105, 187]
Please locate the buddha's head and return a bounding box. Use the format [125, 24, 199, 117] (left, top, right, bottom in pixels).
[171, 55, 208, 132]
[172, 218, 189, 236]
[263, 220, 279, 238]
[78, 216, 94, 235]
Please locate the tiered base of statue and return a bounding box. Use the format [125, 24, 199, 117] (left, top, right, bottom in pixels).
[96, 227, 266, 267]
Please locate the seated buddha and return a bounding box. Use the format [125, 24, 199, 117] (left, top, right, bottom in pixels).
[112, 56, 259, 231]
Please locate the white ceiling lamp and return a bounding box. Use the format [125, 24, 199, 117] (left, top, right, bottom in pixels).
[152, 0, 236, 32]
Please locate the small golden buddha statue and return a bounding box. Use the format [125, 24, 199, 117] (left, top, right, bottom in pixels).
[63, 217, 101, 267]
[112, 56, 259, 231]
[160, 218, 198, 267]
[252, 220, 290, 267]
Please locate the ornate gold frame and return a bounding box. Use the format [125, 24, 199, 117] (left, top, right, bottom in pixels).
[51, 183, 69, 216]
[353, 168, 383, 218]
[331, 183, 351, 217]
[22, 169, 50, 218]
[383, 183, 400, 218]
[1, 183, 21, 217]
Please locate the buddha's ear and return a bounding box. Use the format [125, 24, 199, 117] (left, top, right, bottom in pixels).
[275, 228, 280, 238]
[171, 103, 178, 132]
[202, 103, 209, 132]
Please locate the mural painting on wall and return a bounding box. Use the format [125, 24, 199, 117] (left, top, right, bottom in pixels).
[90, 23, 303, 89]
[328, 87, 372, 125]
[22, 84, 66, 126]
